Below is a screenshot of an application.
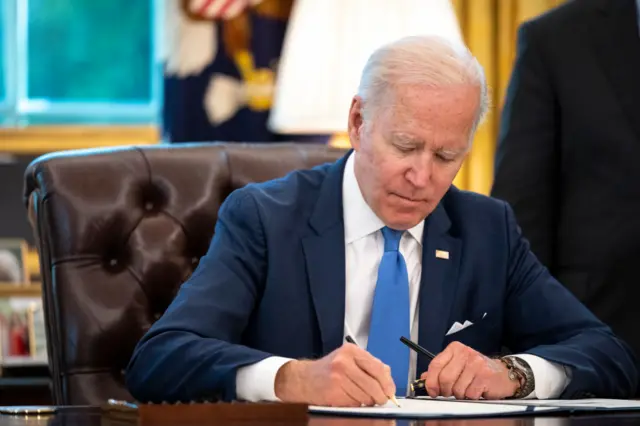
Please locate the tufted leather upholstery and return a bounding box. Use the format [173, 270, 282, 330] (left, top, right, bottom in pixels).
[23, 142, 346, 406]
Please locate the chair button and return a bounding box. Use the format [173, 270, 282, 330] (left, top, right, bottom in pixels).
[109, 259, 118, 267]
[145, 202, 154, 211]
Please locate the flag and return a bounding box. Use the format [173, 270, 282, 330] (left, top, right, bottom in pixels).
[163, 0, 296, 143]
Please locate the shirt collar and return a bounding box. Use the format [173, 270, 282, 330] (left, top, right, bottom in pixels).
[342, 151, 424, 245]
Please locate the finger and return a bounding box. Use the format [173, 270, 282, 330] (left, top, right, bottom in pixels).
[328, 347, 371, 406]
[437, 350, 468, 398]
[332, 390, 362, 407]
[481, 381, 509, 401]
[451, 363, 475, 400]
[340, 375, 375, 406]
[345, 360, 390, 406]
[354, 353, 396, 398]
[466, 375, 488, 400]
[423, 345, 456, 396]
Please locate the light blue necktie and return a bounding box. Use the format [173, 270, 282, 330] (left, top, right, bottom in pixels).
[367, 227, 411, 395]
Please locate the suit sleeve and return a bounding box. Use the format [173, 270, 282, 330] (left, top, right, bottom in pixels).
[502, 202, 638, 399]
[491, 21, 559, 270]
[125, 188, 273, 403]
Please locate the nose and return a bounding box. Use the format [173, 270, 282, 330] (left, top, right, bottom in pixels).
[405, 156, 432, 188]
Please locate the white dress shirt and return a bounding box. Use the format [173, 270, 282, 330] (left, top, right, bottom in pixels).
[236, 152, 570, 401]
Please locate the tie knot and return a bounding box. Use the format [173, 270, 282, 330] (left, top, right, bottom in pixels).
[381, 227, 403, 252]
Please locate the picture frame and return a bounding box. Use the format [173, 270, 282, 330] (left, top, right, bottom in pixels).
[0, 239, 30, 285]
[0, 297, 45, 362]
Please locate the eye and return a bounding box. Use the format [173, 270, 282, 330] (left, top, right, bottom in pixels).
[394, 144, 414, 153]
[436, 153, 456, 163]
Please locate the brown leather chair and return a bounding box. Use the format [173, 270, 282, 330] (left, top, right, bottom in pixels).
[24, 142, 346, 406]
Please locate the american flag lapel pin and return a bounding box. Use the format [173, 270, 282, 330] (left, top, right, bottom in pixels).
[435, 250, 450, 260]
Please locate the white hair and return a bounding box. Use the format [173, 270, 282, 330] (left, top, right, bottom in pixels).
[357, 35, 489, 134]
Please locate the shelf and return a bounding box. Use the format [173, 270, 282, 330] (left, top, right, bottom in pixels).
[1, 356, 48, 368]
[0, 283, 42, 297]
[0, 377, 50, 388]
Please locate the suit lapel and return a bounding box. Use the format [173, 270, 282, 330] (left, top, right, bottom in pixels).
[302, 152, 350, 355]
[416, 202, 462, 377]
[590, 0, 640, 141]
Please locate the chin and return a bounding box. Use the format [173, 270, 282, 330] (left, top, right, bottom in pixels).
[382, 211, 426, 231]
[379, 200, 436, 230]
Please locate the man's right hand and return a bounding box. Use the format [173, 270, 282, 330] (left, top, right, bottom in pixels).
[274, 343, 396, 407]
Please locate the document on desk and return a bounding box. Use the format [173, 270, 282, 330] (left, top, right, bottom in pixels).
[309, 398, 560, 419]
[455, 397, 640, 411]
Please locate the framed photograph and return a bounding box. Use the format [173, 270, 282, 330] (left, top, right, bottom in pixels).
[0, 297, 45, 362]
[0, 239, 30, 285]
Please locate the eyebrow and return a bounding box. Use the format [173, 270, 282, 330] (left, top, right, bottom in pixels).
[392, 133, 467, 155]
[436, 146, 465, 154]
[391, 133, 424, 145]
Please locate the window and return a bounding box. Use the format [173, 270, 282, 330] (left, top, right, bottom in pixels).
[0, 0, 163, 126]
[0, 2, 5, 102]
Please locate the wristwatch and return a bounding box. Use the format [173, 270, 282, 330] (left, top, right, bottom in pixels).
[500, 356, 535, 399]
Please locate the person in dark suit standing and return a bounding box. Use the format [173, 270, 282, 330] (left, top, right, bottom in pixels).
[491, 0, 640, 381]
[126, 34, 637, 406]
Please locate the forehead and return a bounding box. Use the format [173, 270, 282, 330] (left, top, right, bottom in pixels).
[378, 83, 480, 135]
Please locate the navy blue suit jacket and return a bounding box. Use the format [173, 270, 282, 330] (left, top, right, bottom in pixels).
[126, 152, 638, 402]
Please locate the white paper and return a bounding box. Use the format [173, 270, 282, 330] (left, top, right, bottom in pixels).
[458, 398, 640, 410]
[309, 397, 559, 418]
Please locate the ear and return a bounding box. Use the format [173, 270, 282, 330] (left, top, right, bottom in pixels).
[348, 96, 365, 151]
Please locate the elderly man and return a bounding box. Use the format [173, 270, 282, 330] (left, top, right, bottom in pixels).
[126, 35, 637, 406]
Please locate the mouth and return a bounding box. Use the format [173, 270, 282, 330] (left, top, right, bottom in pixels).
[391, 193, 427, 204]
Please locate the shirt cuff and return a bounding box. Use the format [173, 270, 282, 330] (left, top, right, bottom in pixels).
[514, 354, 571, 399]
[235, 356, 293, 402]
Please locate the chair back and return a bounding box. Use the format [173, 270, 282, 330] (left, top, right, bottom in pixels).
[24, 142, 346, 405]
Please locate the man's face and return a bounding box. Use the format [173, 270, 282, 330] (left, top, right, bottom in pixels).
[348, 83, 480, 230]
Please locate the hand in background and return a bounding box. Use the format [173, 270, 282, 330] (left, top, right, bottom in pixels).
[274, 343, 396, 407]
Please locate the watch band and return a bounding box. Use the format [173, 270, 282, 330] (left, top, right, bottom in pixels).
[500, 356, 535, 399]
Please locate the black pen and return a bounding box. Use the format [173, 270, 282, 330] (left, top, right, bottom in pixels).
[344, 335, 401, 407]
[399, 336, 437, 393]
[399, 336, 437, 359]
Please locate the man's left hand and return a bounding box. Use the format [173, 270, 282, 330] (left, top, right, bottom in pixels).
[421, 341, 520, 400]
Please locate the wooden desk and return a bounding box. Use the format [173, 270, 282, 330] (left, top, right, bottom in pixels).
[2, 406, 640, 426]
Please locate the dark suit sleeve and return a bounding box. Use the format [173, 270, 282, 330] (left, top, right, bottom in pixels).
[491, 21, 559, 270]
[501, 202, 638, 398]
[125, 188, 273, 403]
